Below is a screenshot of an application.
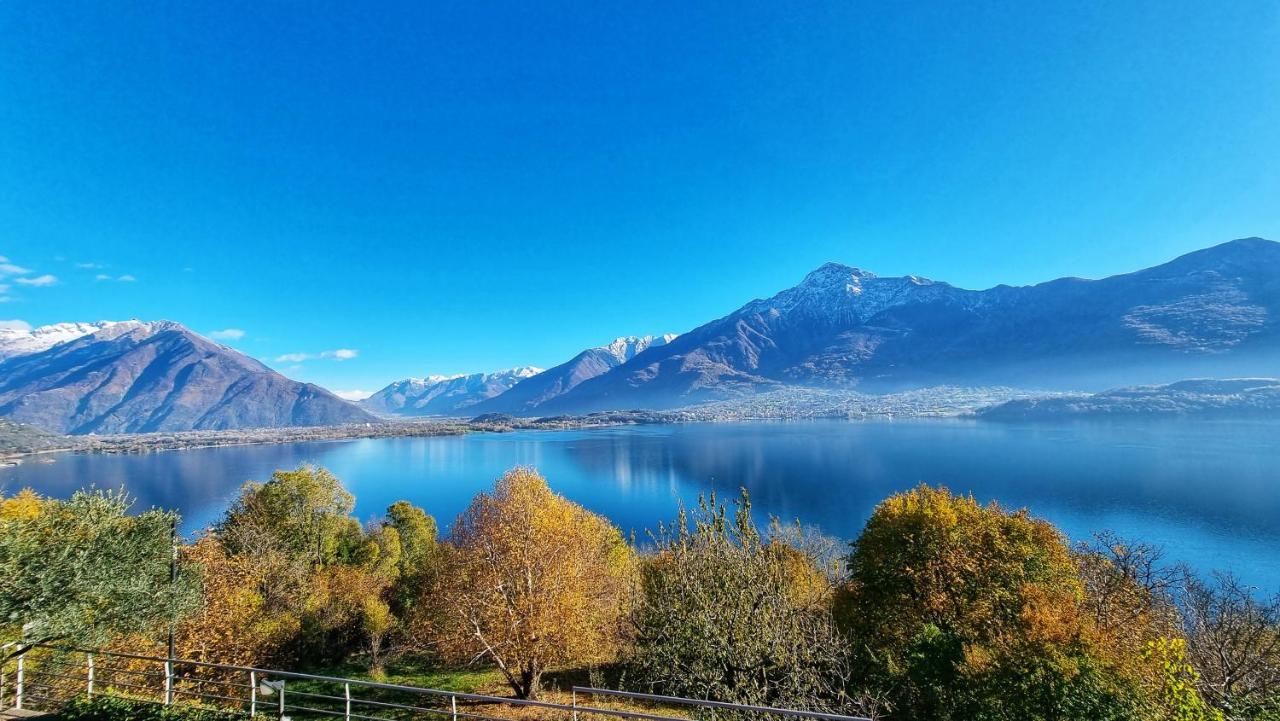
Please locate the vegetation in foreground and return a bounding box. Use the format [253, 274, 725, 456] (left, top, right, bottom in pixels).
[2, 466, 1278, 721]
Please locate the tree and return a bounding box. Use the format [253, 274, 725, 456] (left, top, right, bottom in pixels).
[1179, 572, 1280, 720]
[0, 489, 195, 662]
[385, 500, 438, 580]
[217, 465, 360, 568]
[628, 491, 861, 713]
[173, 536, 301, 668]
[381, 501, 438, 613]
[1144, 637, 1224, 721]
[838, 485, 1150, 721]
[431, 468, 634, 699]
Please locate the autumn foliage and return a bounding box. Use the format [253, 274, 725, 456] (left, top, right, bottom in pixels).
[4, 472, 1277, 720]
[430, 468, 634, 699]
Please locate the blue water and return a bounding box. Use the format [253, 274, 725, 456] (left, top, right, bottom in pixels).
[3, 419, 1278, 591]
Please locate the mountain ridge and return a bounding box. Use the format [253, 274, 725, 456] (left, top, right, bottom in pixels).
[0, 321, 376, 434]
[530, 238, 1280, 414]
[362, 366, 543, 416]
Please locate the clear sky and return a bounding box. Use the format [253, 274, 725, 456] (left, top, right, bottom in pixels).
[1, 1, 1277, 396]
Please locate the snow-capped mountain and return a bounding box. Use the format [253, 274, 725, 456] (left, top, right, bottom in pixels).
[470, 334, 678, 415]
[0, 321, 377, 434]
[0, 320, 140, 361]
[363, 366, 543, 416]
[534, 237, 1280, 413]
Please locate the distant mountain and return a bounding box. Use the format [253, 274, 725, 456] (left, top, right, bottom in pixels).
[363, 366, 542, 416]
[979, 378, 1280, 419]
[0, 321, 377, 434]
[0, 320, 130, 361]
[470, 334, 677, 414]
[535, 238, 1280, 413]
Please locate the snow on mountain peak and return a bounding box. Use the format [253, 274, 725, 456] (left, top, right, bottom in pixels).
[598, 334, 679, 363]
[0, 320, 142, 361]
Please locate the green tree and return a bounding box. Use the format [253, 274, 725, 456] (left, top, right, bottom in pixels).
[217, 465, 360, 567]
[1144, 637, 1224, 721]
[385, 500, 437, 579]
[0, 489, 195, 662]
[837, 484, 1149, 721]
[628, 491, 860, 714]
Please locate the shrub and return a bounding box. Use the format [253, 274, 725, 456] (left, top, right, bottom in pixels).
[59, 695, 250, 721]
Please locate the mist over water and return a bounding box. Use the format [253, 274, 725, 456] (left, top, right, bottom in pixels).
[4, 419, 1278, 592]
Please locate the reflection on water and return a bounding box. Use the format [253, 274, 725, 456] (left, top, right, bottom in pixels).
[3, 419, 1278, 590]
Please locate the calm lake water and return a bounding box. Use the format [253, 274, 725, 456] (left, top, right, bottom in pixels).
[4, 419, 1278, 591]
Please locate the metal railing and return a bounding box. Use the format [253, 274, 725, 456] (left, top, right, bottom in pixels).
[0, 645, 870, 721]
[572, 688, 870, 721]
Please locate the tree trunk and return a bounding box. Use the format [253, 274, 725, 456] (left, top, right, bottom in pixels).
[518, 663, 542, 700]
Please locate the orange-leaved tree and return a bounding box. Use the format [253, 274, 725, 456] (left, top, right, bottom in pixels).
[430, 468, 634, 699]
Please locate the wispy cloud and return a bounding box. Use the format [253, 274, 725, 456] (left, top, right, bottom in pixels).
[0, 319, 31, 331]
[75, 262, 105, 269]
[15, 274, 57, 287]
[0, 263, 32, 276]
[95, 274, 136, 282]
[117, 274, 136, 282]
[333, 389, 373, 401]
[275, 348, 359, 363]
[208, 328, 245, 341]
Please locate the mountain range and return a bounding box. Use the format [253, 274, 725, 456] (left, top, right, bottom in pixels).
[530, 237, 1280, 412]
[0, 321, 375, 434]
[2, 237, 1277, 433]
[361, 367, 543, 416]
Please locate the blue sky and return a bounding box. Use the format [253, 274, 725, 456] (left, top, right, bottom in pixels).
[1, 1, 1277, 396]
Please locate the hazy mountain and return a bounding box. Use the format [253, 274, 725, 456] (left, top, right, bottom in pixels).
[535, 238, 1280, 413]
[0, 320, 131, 361]
[470, 334, 677, 414]
[363, 366, 543, 416]
[0, 321, 377, 434]
[980, 378, 1280, 419]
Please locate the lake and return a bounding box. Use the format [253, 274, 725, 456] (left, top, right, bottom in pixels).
[3, 419, 1278, 591]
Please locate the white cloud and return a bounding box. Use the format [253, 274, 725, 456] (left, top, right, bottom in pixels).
[116, 274, 136, 282]
[333, 389, 373, 401]
[76, 262, 104, 269]
[0, 263, 32, 276]
[274, 348, 359, 363]
[94, 274, 135, 282]
[209, 328, 246, 341]
[95, 274, 111, 281]
[0, 319, 31, 331]
[15, 274, 57, 287]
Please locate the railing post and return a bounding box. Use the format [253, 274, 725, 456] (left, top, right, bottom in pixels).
[249, 671, 257, 717]
[451, 694, 457, 721]
[343, 682, 351, 721]
[164, 658, 174, 705]
[15, 654, 23, 710]
[277, 680, 285, 721]
[572, 689, 578, 721]
[87, 653, 95, 697]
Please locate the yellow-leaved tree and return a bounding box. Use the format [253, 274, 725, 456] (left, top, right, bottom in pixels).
[430, 468, 634, 699]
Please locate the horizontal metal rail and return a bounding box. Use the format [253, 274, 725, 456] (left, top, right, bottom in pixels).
[2, 644, 871, 721]
[2, 644, 700, 721]
[573, 687, 872, 721]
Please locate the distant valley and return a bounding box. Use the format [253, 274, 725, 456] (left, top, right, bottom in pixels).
[1, 237, 1277, 438]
